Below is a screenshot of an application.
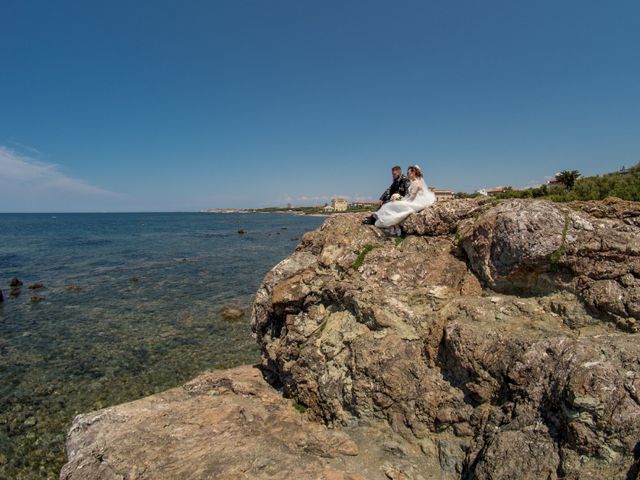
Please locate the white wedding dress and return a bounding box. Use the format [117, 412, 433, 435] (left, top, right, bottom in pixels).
[374, 178, 436, 228]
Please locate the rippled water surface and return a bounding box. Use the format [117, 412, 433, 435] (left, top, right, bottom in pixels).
[0, 212, 325, 479]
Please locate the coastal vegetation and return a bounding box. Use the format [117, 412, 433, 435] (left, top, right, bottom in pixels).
[352, 244, 378, 269]
[555, 169, 581, 190]
[292, 401, 308, 413]
[494, 163, 640, 202]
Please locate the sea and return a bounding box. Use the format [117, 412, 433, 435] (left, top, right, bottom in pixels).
[0, 212, 325, 479]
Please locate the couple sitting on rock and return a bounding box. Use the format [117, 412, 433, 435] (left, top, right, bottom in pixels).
[362, 165, 436, 235]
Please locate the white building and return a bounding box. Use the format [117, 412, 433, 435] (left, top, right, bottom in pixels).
[430, 187, 455, 201]
[332, 197, 348, 212]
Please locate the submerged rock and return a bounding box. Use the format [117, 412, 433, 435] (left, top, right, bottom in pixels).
[30, 296, 43, 303]
[219, 305, 245, 321]
[9, 277, 23, 287]
[28, 282, 45, 290]
[0, 288, 3, 302]
[64, 285, 82, 292]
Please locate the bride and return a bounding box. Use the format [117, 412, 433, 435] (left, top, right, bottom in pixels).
[374, 165, 436, 230]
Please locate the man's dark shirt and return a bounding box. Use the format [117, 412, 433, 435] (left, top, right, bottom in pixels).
[379, 175, 411, 203]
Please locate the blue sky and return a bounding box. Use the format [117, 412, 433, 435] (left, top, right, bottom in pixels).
[1, 0, 639, 212]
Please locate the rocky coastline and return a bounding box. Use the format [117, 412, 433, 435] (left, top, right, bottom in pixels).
[61, 197, 640, 479]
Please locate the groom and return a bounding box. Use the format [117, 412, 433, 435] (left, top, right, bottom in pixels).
[362, 165, 410, 225]
[379, 165, 411, 204]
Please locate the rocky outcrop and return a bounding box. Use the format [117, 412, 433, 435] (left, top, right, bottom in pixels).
[61, 198, 640, 480]
[402, 197, 490, 236]
[252, 198, 640, 479]
[568, 197, 640, 227]
[458, 199, 640, 331]
[60, 366, 436, 480]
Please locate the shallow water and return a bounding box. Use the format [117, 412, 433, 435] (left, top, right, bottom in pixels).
[0, 212, 324, 479]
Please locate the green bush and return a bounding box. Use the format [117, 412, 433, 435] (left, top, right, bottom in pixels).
[493, 163, 639, 202]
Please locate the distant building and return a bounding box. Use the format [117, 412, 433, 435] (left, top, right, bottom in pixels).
[430, 187, 455, 201]
[323, 205, 334, 212]
[287, 203, 293, 209]
[478, 186, 509, 197]
[350, 201, 378, 208]
[547, 173, 561, 185]
[332, 197, 348, 212]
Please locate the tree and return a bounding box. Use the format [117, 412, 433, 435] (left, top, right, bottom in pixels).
[555, 170, 581, 190]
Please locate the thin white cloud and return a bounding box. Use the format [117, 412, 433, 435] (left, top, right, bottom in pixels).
[0, 146, 122, 198]
[300, 195, 332, 202]
[6, 140, 43, 157]
[351, 195, 375, 202]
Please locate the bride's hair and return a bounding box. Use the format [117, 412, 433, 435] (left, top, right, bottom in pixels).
[408, 165, 424, 178]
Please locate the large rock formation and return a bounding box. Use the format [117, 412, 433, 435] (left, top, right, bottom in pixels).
[62, 198, 640, 479]
[252, 197, 640, 479]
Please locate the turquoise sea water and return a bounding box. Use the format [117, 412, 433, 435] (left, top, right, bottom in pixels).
[0, 212, 325, 479]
